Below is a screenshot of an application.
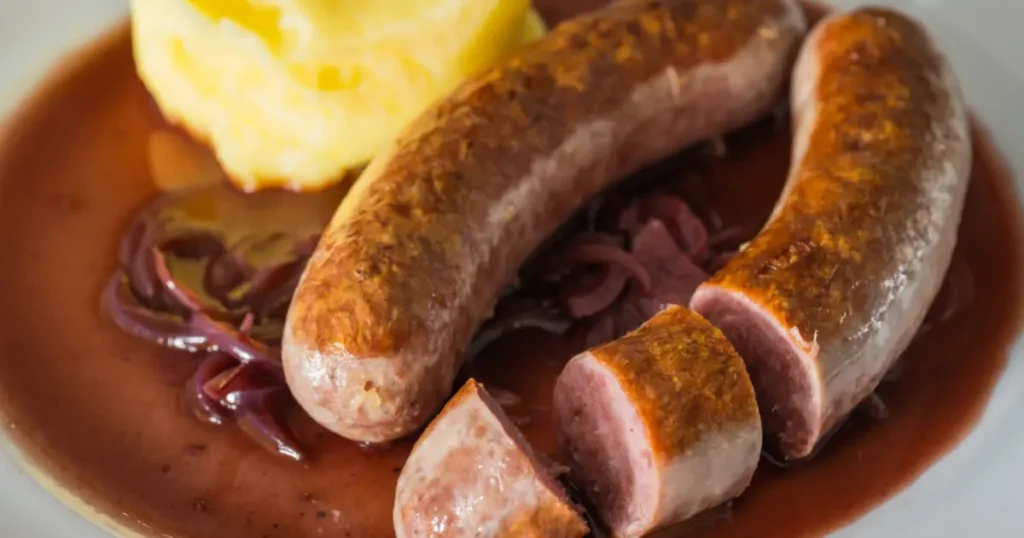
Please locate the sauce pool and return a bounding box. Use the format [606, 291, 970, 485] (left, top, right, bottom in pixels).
[0, 3, 1021, 538]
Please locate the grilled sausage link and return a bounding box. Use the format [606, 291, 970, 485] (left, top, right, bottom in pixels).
[691, 7, 971, 460]
[284, 0, 807, 443]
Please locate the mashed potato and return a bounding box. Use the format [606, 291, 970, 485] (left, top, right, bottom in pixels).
[131, 0, 546, 191]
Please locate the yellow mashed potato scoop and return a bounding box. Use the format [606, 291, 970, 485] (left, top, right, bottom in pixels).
[131, 0, 546, 191]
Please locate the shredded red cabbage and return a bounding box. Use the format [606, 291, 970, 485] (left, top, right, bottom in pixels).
[470, 187, 747, 359]
[105, 198, 316, 462]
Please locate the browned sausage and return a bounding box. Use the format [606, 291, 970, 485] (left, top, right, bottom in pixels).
[690, 7, 971, 461]
[394, 379, 588, 538]
[553, 305, 760, 537]
[283, 0, 808, 443]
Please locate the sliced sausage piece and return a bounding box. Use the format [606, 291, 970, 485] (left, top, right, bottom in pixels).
[394, 379, 588, 538]
[690, 8, 972, 461]
[283, 0, 808, 443]
[553, 305, 760, 538]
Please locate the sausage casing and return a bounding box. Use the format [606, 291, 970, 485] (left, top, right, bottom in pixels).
[284, 0, 807, 442]
[691, 7, 971, 460]
[554, 305, 760, 537]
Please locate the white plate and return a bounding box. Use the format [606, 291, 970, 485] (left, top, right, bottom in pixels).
[1, 0, 1022, 536]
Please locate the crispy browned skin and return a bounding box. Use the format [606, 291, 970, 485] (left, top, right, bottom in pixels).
[589, 306, 758, 452]
[301, 0, 799, 356]
[554, 305, 760, 536]
[284, 0, 806, 442]
[692, 8, 971, 459]
[715, 10, 956, 346]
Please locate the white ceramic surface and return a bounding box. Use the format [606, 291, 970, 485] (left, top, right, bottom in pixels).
[1, 0, 1022, 536]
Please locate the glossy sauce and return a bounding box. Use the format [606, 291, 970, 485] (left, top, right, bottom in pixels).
[0, 4, 1021, 538]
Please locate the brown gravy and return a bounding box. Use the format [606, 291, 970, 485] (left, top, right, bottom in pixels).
[0, 4, 1022, 538]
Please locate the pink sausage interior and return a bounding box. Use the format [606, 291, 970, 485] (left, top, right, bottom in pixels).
[690, 287, 820, 458]
[554, 352, 659, 535]
[476, 384, 580, 510]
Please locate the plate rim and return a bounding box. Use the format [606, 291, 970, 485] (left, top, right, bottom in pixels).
[1, 1, 1023, 537]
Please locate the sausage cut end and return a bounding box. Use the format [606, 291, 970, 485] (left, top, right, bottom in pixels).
[554, 354, 657, 535]
[554, 305, 761, 538]
[691, 284, 822, 460]
[394, 379, 588, 538]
